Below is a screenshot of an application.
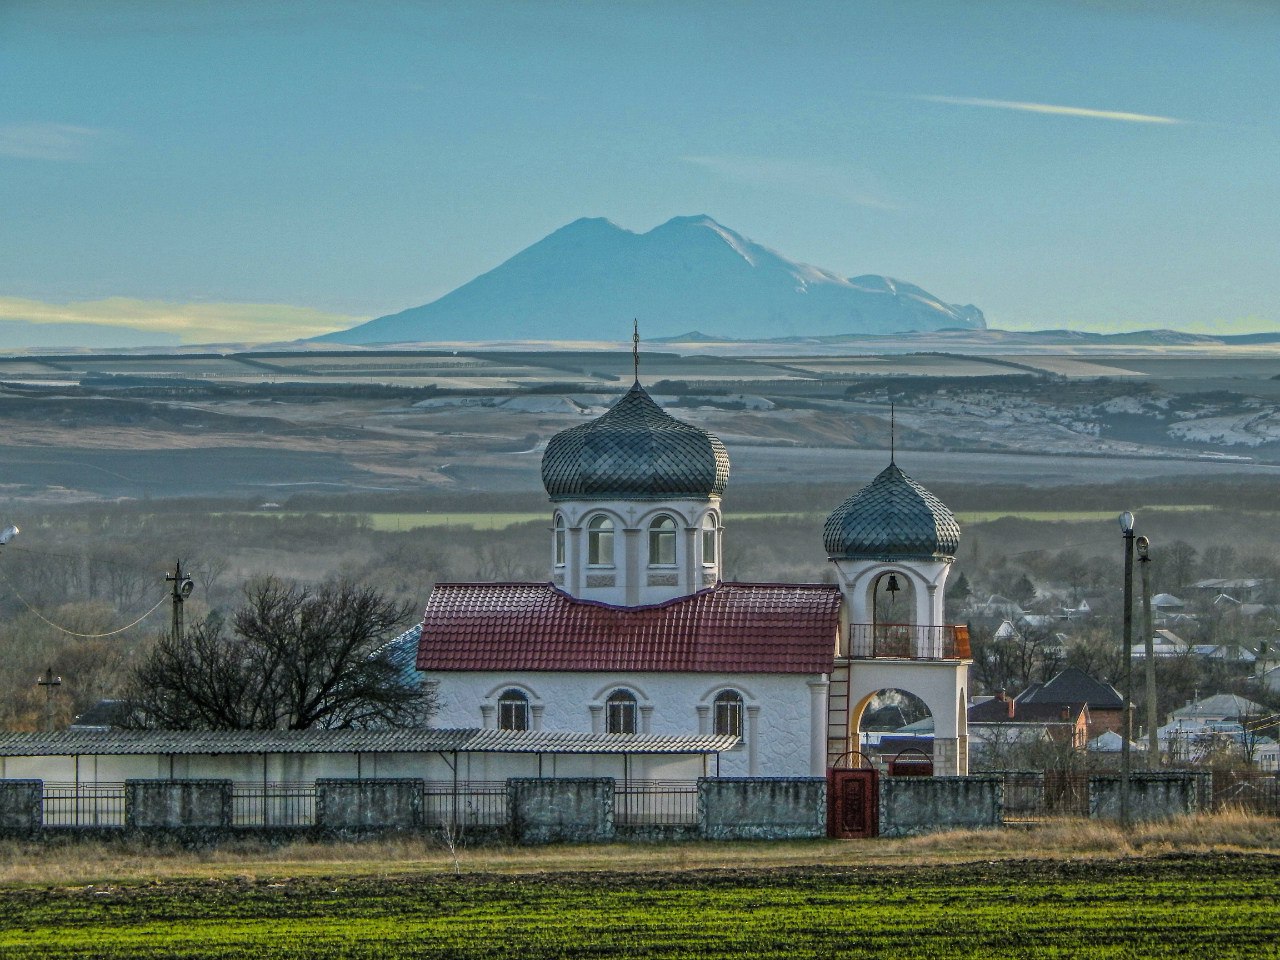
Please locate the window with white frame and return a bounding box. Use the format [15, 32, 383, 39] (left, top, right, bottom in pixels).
[713, 689, 744, 739]
[648, 515, 677, 566]
[497, 689, 530, 731]
[587, 515, 614, 565]
[701, 513, 718, 564]
[553, 514, 566, 566]
[605, 689, 638, 734]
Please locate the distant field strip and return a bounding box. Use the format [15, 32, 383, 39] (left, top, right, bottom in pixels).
[0, 855, 1272, 959]
[222, 506, 1221, 531]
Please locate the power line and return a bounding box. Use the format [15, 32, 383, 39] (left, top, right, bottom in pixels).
[0, 565, 167, 638]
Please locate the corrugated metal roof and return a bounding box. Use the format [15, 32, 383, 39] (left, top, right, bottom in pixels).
[416, 581, 841, 673]
[541, 382, 730, 501]
[0, 728, 737, 758]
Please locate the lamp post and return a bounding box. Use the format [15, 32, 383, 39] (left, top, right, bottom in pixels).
[1119, 511, 1136, 826]
[165, 559, 194, 642]
[1137, 535, 1158, 768]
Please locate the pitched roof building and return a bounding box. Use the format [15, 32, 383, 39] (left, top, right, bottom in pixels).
[417, 372, 972, 778]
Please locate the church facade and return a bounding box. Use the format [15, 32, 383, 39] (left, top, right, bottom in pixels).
[418, 380, 971, 776]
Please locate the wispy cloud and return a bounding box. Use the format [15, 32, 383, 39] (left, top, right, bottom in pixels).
[914, 95, 1184, 125]
[0, 123, 108, 160]
[0, 297, 361, 344]
[681, 155, 897, 210]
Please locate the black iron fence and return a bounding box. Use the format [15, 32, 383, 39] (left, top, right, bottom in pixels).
[842, 623, 970, 660]
[424, 780, 509, 829]
[1210, 769, 1280, 816]
[232, 782, 317, 827]
[41, 782, 126, 828]
[615, 780, 699, 826]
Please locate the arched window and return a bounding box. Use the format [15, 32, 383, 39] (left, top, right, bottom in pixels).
[587, 515, 614, 566]
[648, 515, 677, 566]
[701, 514, 718, 564]
[605, 689, 637, 735]
[713, 689, 743, 738]
[498, 689, 529, 731]
[553, 515, 566, 567]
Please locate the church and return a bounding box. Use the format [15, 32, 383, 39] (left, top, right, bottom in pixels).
[417, 370, 972, 777]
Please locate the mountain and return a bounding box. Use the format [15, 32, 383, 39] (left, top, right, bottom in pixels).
[319, 215, 986, 344]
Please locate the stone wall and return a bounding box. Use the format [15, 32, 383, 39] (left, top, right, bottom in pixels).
[125, 779, 233, 829]
[316, 778, 423, 831]
[0, 780, 41, 832]
[508, 778, 614, 844]
[879, 776, 1003, 837]
[698, 777, 826, 840]
[1089, 773, 1199, 822]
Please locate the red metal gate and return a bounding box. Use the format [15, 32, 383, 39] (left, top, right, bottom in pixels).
[827, 752, 879, 838]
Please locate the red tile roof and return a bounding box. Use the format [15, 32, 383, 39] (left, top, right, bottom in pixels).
[417, 582, 841, 674]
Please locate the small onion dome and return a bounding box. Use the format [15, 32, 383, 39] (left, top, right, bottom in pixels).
[542, 382, 729, 501]
[823, 462, 959, 560]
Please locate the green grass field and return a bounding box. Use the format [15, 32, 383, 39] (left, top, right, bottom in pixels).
[0, 854, 1274, 958]
[223, 505, 1224, 533]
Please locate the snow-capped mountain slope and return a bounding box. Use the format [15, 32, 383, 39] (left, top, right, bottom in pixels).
[320, 215, 985, 343]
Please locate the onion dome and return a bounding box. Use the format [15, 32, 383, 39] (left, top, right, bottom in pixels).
[823, 462, 959, 560]
[542, 382, 729, 501]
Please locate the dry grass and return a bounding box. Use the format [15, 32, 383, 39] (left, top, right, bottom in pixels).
[0, 811, 1275, 888]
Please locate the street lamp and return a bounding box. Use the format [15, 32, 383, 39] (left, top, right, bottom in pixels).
[1136, 535, 1157, 768]
[1119, 511, 1136, 826]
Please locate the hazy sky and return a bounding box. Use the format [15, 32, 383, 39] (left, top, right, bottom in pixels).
[2, 0, 1278, 342]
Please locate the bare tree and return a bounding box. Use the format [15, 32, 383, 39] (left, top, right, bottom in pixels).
[126, 576, 434, 730]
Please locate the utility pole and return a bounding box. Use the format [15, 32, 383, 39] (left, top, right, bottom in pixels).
[1119, 511, 1136, 827]
[165, 560, 194, 642]
[1137, 536, 1157, 768]
[37, 667, 61, 732]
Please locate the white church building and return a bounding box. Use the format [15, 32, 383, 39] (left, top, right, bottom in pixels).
[418, 379, 972, 776]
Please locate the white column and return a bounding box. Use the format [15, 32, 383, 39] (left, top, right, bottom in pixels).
[808, 677, 830, 776]
[624, 527, 641, 606]
[746, 705, 761, 776]
[589, 704, 603, 734]
[682, 525, 697, 595]
[531, 704, 545, 732]
[479, 704, 496, 730]
[567, 525, 584, 596]
[696, 704, 710, 736]
[639, 704, 654, 735]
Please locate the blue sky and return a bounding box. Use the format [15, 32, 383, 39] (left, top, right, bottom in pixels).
[1, 0, 1278, 343]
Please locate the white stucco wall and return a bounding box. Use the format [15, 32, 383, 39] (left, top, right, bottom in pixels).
[0, 750, 710, 786]
[431, 670, 826, 777]
[552, 497, 721, 605]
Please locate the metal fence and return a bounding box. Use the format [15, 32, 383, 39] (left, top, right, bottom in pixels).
[232, 781, 317, 827]
[42, 782, 126, 828]
[1211, 770, 1280, 816]
[843, 623, 969, 660]
[615, 780, 699, 826]
[423, 780, 509, 829]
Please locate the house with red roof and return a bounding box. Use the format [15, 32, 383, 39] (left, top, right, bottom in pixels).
[417, 374, 973, 777]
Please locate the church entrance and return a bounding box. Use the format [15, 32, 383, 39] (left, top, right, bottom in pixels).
[827, 752, 879, 839]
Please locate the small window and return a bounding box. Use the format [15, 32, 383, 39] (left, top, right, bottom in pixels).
[702, 514, 718, 564]
[713, 690, 743, 738]
[587, 515, 614, 566]
[498, 689, 529, 731]
[648, 515, 677, 566]
[605, 689, 637, 735]
[554, 515, 566, 566]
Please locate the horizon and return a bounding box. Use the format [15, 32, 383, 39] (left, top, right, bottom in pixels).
[3, 1, 1279, 346]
